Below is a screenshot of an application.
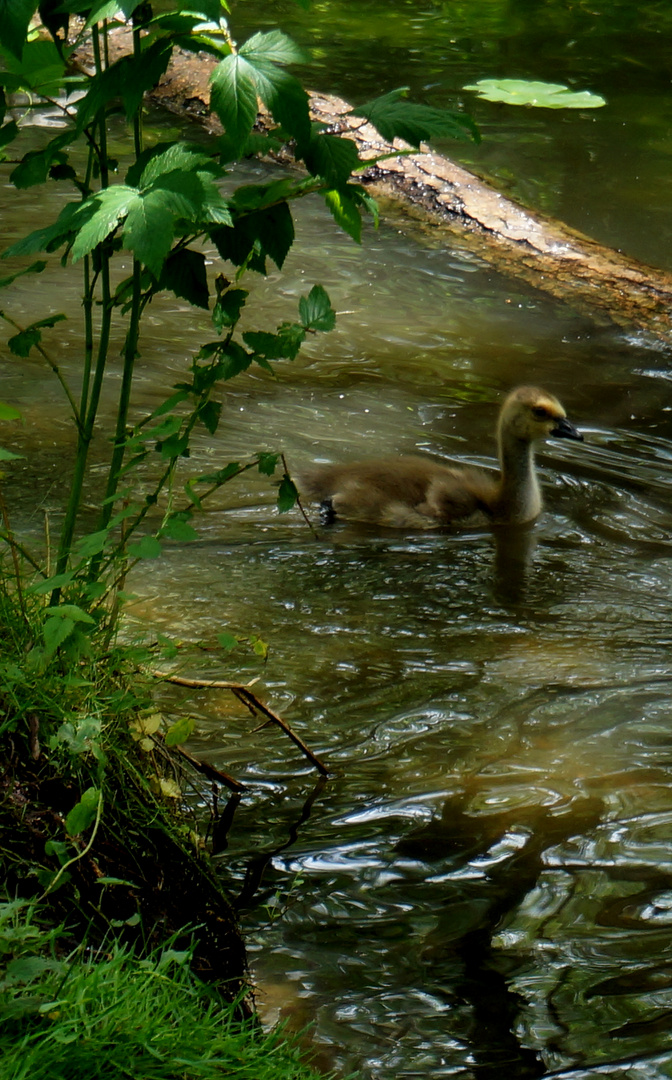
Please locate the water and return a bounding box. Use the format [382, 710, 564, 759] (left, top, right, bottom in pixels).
[3, 3, 672, 1077]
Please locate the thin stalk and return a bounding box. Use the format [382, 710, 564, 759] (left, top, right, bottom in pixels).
[0, 485, 29, 624]
[87, 258, 143, 584]
[50, 22, 113, 603]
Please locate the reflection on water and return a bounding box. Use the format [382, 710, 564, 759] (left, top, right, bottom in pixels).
[4, 94, 672, 1080]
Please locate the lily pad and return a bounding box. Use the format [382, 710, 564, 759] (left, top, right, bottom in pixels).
[464, 79, 606, 109]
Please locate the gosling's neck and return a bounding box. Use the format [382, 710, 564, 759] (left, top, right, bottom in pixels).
[495, 431, 542, 523]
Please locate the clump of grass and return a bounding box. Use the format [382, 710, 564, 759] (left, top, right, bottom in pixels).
[0, 900, 326, 1080]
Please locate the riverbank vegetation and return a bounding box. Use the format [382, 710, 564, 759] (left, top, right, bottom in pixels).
[0, 2, 478, 1075]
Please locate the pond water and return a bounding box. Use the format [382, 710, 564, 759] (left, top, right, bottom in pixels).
[3, 3, 672, 1078]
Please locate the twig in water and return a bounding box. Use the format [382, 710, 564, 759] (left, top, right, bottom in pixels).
[147, 669, 330, 776]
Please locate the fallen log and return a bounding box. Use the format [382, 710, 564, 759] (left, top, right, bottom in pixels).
[83, 31, 672, 341]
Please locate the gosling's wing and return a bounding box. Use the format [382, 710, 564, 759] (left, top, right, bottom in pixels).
[422, 467, 499, 523]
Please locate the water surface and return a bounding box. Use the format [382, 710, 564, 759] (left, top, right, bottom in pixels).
[3, 5, 672, 1076]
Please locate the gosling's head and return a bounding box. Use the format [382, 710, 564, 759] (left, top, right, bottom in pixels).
[498, 385, 583, 444]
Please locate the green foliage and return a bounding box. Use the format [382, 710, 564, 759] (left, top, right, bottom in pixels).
[0, 1, 477, 650]
[0, 904, 328, 1080]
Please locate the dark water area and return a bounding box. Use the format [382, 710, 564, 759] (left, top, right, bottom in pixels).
[3, 2, 672, 1078]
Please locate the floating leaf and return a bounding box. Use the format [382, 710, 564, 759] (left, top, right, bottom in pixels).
[464, 79, 606, 110]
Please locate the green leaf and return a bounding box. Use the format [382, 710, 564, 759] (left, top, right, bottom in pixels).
[164, 717, 196, 747]
[0, 261, 46, 291]
[2, 200, 95, 258]
[0, 402, 22, 421]
[128, 535, 163, 559]
[324, 187, 362, 243]
[10, 131, 73, 190]
[0, 0, 35, 59]
[197, 399, 221, 435]
[0, 120, 19, 156]
[48, 604, 96, 625]
[277, 475, 298, 513]
[299, 284, 335, 332]
[209, 54, 259, 156]
[352, 87, 479, 147]
[304, 132, 360, 186]
[0, 447, 22, 461]
[239, 30, 308, 67]
[243, 322, 306, 361]
[65, 787, 100, 836]
[8, 314, 67, 357]
[212, 287, 248, 330]
[464, 79, 606, 109]
[159, 248, 209, 309]
[43, 615, 75, 656]
[257, 452, 280, 476]
[249, 60, 310, 149]
[129, 141, 221, 189]
[210, 202, 294, 273]
[70, 186, 139, 263]
[217, 632, 238, 652]
[122, 190, 174, 278]
[160, 515, 198, 542]
[27, 572, 75, 595]
[72, 529, 109, 557]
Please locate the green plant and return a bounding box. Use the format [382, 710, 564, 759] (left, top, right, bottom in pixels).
[0, 2, 477, 656]
[0, 900, 332, 1080]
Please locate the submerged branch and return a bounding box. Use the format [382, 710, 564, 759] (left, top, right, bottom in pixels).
[147, 670, 331, 776]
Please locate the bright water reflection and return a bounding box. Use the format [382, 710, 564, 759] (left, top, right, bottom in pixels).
[4, 89, 672, 1080]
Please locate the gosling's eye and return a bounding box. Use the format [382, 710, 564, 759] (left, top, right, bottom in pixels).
[532, 406, 550, 420]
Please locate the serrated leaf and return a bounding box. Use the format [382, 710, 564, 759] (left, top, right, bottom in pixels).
[239, 30, 307, 66]
[130, 141, 220, 189]
[353, 87, 479, 147]
[122, 190, 174, 278]
[304, 131, 360, 186]
[249, 59, 310, 149]
[0, 0, 35, 59]
[71, 186, 139, 263]
[212, 287, 248, 330]
[47, 604, 96, 625]
[257, 452, 279, 476]
[210, 54, 259, 155]
[43, 615, 75, 655]
[128, 535, 163, 559]
[65, 787, 100, 836]
[164, 717, 196, 747]
[464, 78, 606, 109]
[299, 284, 335, 332]
[159, 248, 209, 309]
[324, 187, 362, 243]
[210, 202, 294, 273]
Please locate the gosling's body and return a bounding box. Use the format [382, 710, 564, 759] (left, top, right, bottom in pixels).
[298, 386, 583, 529]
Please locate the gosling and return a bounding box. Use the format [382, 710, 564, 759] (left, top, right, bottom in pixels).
[298, 386, 583, 529]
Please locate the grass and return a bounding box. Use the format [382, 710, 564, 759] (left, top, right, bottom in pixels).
[0, 901, 325, 1080]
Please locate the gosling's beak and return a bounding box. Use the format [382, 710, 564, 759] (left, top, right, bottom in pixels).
[551, 416, 583, 442]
